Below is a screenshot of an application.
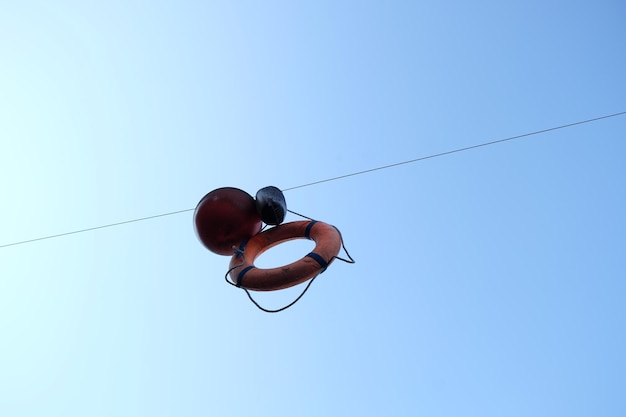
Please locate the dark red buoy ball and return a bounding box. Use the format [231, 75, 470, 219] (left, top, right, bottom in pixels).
[194, 187, 262, 255]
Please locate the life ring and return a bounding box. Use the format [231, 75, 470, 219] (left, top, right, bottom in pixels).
[229, 220, 342, 291]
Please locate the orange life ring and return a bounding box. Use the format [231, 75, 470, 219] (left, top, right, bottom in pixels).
[229, 220, 342, 291]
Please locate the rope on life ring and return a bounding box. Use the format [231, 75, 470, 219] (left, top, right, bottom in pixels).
[228, 220, 342, 291]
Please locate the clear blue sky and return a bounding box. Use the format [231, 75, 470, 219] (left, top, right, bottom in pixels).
[1, 1, 625, 416]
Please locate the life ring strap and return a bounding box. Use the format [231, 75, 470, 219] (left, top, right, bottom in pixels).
[304, 220, 318, 239]
[236, 265, 256, 287]
[305, 252, 328, 272]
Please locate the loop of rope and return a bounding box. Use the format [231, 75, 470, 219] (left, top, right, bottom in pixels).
[243, 277, 320, 313]
[331, 226, 356, 265]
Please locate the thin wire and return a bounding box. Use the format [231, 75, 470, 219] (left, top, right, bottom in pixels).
[2, 111, 625, 248]
[0, 209, 195, 248]
[281, 111, 626, 191]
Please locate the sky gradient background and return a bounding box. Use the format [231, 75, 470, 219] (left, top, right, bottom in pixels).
[1, 1, 626, 416]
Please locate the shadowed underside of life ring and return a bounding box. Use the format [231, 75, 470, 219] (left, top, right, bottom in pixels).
[228, 220, 342, 291]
